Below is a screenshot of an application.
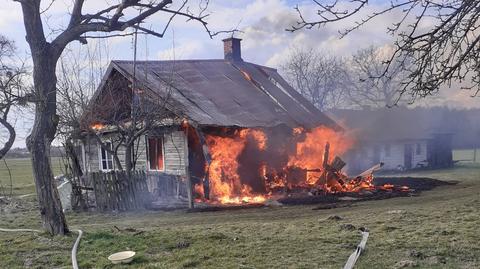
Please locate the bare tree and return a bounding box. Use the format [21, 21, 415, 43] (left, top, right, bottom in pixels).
[13, 0, 226, 235]
[347, 46, 406, 108]
[0, 35, 28, 160]
[281, 47, 349, 110]
[81, 69, 180, 175]
[56, 41, 182, 181]
[289, 1, 480, 102]
[56, 43, 110, 185]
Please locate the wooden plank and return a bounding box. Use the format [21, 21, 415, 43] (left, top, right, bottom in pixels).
[184, 128, 194, 209]
[92, 173, 99, 209]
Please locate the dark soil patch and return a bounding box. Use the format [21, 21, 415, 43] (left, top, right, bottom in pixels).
[373, 176, 456, 191]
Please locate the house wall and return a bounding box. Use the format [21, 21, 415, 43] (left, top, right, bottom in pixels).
[79, 129, 188, 176]
[79, 137, 100, 173]
[162, 131, 188, 176]
[379, 143, 405, 170]
[380, 141, 428, 170]
[412, 142, 428, 166]
[345, 140, 429, 173]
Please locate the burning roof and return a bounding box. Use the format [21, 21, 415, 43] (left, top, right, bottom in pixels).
[96, 59, 340, 130]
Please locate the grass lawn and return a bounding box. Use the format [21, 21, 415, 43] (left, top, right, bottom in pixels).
[0, 161, 479, 268]
[0, 157, 64, 196]
[453, 148, 480, 163]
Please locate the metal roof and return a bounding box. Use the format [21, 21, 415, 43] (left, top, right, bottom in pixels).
[95, 59, 340, 130]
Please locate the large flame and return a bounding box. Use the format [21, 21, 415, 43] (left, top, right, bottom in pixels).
[198, 126, 396, 205]
[205, 129, 267, 204]
[288, 126, 353, 170]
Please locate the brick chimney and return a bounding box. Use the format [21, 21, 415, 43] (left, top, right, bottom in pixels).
[223, 37, 242, 62]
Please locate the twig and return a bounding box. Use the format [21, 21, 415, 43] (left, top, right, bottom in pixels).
[3, 158, 12, 197]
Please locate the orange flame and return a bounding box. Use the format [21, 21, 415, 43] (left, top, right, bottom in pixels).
[205, 129, 267, 204]
[288, 126, 353, 170]
[198, 126, 399, 205]
[90, 123, 105, 131]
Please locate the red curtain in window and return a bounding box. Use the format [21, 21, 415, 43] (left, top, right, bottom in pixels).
[148, 137, 164, 170]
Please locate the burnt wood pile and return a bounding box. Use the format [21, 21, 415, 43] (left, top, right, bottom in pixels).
[279, 176, 455, 206]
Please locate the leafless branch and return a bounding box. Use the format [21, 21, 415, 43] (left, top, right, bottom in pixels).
[290, 0, 480, 103]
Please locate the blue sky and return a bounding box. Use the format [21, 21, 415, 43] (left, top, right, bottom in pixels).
[1, 0, 478, 147]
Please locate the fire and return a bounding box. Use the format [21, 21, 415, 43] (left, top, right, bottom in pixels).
[288, 126, 353, 170]
[90, 123, 105, 131]
[205, 129, 267, 204]
[197, 125, 402, 205]
[383, 183, 394, 189]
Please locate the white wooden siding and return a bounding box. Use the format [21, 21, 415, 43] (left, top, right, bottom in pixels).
[84, 137, 99, 172]
[380, 144, 404, 170]
[80, 129, 188, 175]
[379, 141, 428, 170]
[412, 142, 428, 166]
[162, 131, 187, 176]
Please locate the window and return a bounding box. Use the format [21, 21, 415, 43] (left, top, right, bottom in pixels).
[416, 143, 422, 155]
[147, 137, 164, 171]
[385, 144, 391, 157]
[99, 142, 114, 171]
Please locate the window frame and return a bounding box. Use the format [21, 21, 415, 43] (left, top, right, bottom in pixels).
[98, 141, 114, 172]
[146, 135, 165, 172]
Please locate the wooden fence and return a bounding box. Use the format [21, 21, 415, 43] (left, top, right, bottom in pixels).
[91, 171, 150, 211]
[146, 172, 188, 199]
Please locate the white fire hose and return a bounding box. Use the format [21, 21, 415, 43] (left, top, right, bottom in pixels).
[0, 228, 83, 269]
[343, 229, 369, 269]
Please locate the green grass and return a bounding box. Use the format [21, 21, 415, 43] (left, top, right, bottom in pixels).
[0, 160, 479, 268]
[0, 157, 64, 196]
[453, 148, 480, 163]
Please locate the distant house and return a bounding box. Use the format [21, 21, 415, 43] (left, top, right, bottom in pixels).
[328, 108, 454, 173]
[75, 38, 339, 201]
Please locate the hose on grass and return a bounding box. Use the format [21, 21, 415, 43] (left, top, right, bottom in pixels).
[0, 228, 41, 232]
[0, 228, 83, 269]
[71, 229, 83, 269]
[343, 229, 369, 269]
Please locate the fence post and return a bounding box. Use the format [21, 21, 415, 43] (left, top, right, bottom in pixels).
[90, 170, 151, 212]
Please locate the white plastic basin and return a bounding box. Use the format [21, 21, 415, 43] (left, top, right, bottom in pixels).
[108, 251, 136, 264]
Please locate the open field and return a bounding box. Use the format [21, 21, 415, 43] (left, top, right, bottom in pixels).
[453, 148, 479, 163]
[0, 160, 479, 268]
[0, 157, 64, 196]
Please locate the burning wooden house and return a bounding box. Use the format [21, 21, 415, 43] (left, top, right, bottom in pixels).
[76, 38, 389, 208]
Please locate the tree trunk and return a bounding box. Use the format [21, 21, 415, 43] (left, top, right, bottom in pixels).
[125, 143, 133, 175]
[27, 48, 68, 235]
[0, 118, 15, 160]
[65, 138, 83, 178]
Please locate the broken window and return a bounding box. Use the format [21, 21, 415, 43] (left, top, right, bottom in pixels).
[148, 136, 164, 171]
[99, 142, 114, 171]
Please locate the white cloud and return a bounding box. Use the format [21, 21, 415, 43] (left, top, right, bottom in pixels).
[157, 41, 205, 60]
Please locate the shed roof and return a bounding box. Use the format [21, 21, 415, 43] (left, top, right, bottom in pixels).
[94, 59, 340, 130]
